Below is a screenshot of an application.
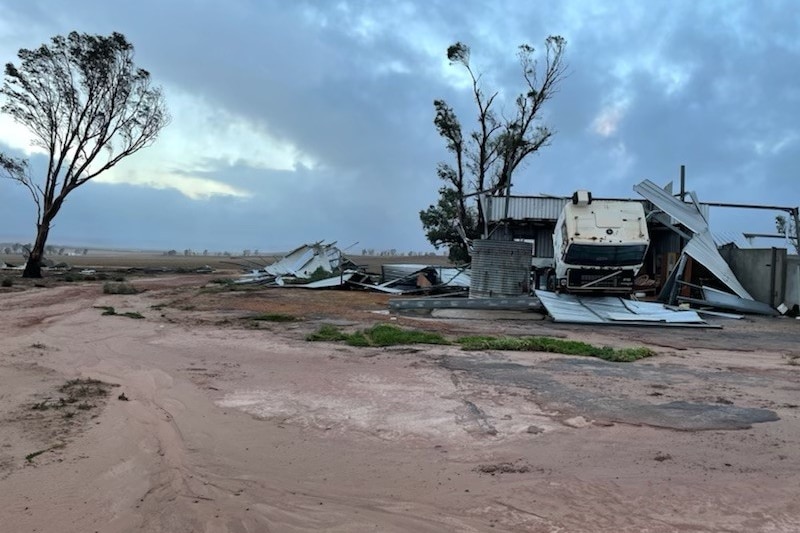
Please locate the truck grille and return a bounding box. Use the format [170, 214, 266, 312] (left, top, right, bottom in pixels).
[567, 269, 634, 289]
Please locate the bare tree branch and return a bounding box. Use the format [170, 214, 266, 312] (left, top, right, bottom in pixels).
[0, 154, 42, 223]
[422, 37, 567, 256]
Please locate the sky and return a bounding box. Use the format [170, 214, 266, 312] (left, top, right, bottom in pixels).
[0, 0, 798, 253]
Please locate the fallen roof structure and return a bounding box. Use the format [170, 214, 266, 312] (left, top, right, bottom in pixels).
[634, 179, 754, 301]
[263, 242, 347, 278]
[374, 264, 470, 294]
[677, 286, 778, 316]
[234, 242, 467, 294]
[235, 241, 357, 286]
[535, 290, 715, 327]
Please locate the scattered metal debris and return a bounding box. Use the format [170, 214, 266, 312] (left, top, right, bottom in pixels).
[635, 179, 754, 300]
[389, 295, 543, 312]
[375, 264, 470, 294]
[677, 286, 778, 316]
[535, 290, 715, 327]
[233, 242, 469, 294]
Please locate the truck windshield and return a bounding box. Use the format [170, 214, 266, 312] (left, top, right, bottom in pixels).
[564, 244, 647, 267]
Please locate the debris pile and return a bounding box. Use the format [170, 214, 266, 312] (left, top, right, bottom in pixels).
[234, 242, 470, 294]
[634, 180, 778, 316]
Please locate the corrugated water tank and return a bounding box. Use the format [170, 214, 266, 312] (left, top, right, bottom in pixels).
[469, 240, 532, 298]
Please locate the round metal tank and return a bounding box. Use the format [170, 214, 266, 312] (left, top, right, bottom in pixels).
[469, 240, 532, 298]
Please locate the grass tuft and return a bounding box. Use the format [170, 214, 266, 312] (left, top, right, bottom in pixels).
[457, 335, 654, 362]
[250, 313, 298, 322]
[93, 306, 143, 319]
[306, 325, 653, 362]
[59, 378, 111, 398]
[307, 323, 449, 347]
[103, 281, 139, 294]
[363, 323, 449, 347]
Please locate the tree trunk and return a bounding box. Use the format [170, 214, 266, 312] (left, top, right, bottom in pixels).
[22, 222, 51, 278]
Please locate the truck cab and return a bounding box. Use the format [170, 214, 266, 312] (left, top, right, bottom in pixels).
[550, 191, 649, 293]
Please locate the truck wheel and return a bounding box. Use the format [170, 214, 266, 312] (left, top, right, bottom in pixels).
[546, 271, 556, 292]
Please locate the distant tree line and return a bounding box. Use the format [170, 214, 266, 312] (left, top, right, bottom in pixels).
[1, 243, 88, 256]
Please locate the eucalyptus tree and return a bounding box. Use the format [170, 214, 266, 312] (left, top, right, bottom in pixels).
[420, 37, 566, 260]
[0, 31, 169, 277]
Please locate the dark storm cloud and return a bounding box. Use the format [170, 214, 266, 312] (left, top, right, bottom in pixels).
[1, 1, 798, 251]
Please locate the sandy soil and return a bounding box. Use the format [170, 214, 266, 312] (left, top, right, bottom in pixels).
[1, 276, 799, 532]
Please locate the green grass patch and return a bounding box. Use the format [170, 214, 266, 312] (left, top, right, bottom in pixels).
[306, 325, 652, 362]
[93, 306, 143, 319]
[250, 313, 298, 322]
[103, 282, 139, 294]
[307, 323, 449, 347]
[363, 323, 449, 346]
[457, 335, 654, 362]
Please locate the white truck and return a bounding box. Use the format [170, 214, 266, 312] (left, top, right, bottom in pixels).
[546, 190, 650, 294]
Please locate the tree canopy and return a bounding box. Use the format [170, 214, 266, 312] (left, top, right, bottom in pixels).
[0, 31, 169, 277]
[420, 37, 567, 261]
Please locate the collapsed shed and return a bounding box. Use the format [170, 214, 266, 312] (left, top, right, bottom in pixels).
[480, 175, 799, 315]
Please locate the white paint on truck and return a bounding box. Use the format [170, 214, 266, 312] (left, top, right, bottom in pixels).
[551, 191, 650, 293]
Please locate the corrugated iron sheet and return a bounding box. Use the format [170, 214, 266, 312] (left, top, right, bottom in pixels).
[380, 264, 471, 288]
[683, 231, 753, 299]
[533, 227, 555, 258]
[535, 290, 708, 325]
[701, 286, 777, 315]
[634, 179, 754, 300]
[381, 264, 430, 282]
[713, 231, 751, 248]
[633, 180, 708, 233]
[470, 240, 532, 298]
[484, 196, 568, 222]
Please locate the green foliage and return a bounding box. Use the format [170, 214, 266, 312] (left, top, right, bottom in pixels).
[250, 313, 298, 322]
[1, 277, 12, 287]
[457, 335, 653, 362]
[103, 282, 139, 294]
[307, 323, 450, 347]
[419, 187, 478, 263]
[423, 37, 567, 256]
[307, 324, 651, 362]
[362, 323, 450, 346]
[0, 31, 169, 278]
[94, 305, 143, 319]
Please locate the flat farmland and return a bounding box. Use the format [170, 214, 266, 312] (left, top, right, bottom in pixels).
[1, 271, 798, 532]
[0, 251, 452, 275]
